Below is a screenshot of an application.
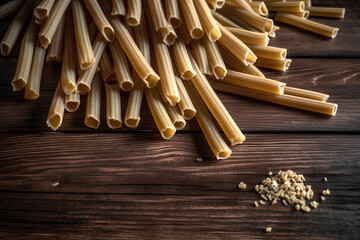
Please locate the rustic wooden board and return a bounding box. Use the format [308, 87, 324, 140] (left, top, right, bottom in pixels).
[0, 133, 359, 239]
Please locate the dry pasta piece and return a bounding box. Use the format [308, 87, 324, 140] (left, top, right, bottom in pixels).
[184, 80, 231, 160]
[202, 37, 227, 79]
[99, 51, 114, 83]
[216, 20, 257, 66]
[105, 83, 122, 129]
[77, 33, 107, 95]
[61, 12, 77, 95]
[287, 0, 311, 9]
[275, 12, 339, 38]
[249, 2, 268, 16]
[281, 10, 310, 19]
[212, 11, 242, 28]
[191, 40, 212, 75]
[209, 80, 337, 116]
[25, 38, 46, 100]
[111, 0, 125, 16]
[248, 44, 287, 60]
[175, 74, 196, 120]
[189, 54, 246, 146]
[125, 71, 144, 128]
[145, 87, 176, 140]
[148, 0, 168, 30]
[179, 0, 204, 39]
[194, 0, 221, 42]
[109, 39, 134, 91]
[255, 57, 292, 71]
[34, 0, 56, 20]
[0, 0, 24, 20]
[1, 0, 34, 56]
[47, 80, 66, 130]
[65, 91, 80, 112]
[284, 86, 329, 102]
[85, 72, 101, 129]
[125, 0, 141, 26]
[206, 0, 225, 10]
[165, 0, 182, 28]
[226, 0, 256, 14]
[159, 24, 177, 46]
[11, 19, 38, 92]
[308, 7, 345, 19]
[163, 100, 186, 130]
[225, 14, 262, 33]
[39, 0, 71, 49]
[72, 0, 95, 70]
[265, 1, 305, 13]
[46, 14, 65, 62]
[172, 38, 196, 80]
[84, 0, 115, 42]
[226, 27, 269, 46]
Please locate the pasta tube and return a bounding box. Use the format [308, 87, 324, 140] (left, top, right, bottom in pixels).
[165, 0, 182, 28]
[145, 87, 176, 140]
[209, 80, 337, 116]
[284, 87, 329, 102]
[105, 83, 122, 129]
[65, 91, 81, 112]
[226, 27, 269, 46]
[39, 0, 71, 49]
[172, 39, 196, 80]
[206, 0, 225, 10]
[85, 72, 101, 129]
[72, 0, 95, 70]
[275, 12, 339, 38]
[255, 57, 292, 71]
[265, 1, 305, 13]
[163, 101, 186, 130]
[125, 71, 144, 128]
[191, 40, 212, 75]
[194, 0, 221, 42]
[184, 80, 232, 160]
[109, 39, 134, 91]
[288, 0, 311, 8]
[212, 11, 242, 28]
[189, 55, 246, 146]
[281, 10, 310, 19]
[11, 19, 38, 92]
[0, 0, 24, 20]
[111, 0, 125, 16]
[308, 7, 345, 19]
[34, 0, 56, 20]
[175, 74, 196, 120]
[226, 0, 256, 14]
[202, 37, 227, 79]
[148, 0, 169, 30]
[1, 0, 34, 56]
[126, 0, 141, 26]
[84, 0, 115, 42]
[99, 51, 114, 82]
[248, 44, 287, 60]
[47, 80, 66, 130]
[179, 0, 204, 39]
[249, 2, 268, 16]
[46, 14, 65, 62]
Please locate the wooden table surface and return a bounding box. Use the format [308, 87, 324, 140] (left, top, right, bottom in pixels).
[1, 0, 360, 239]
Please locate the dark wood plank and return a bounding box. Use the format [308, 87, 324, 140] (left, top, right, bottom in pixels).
[0, 133, 359, 239]
[1, 58, 359, 132]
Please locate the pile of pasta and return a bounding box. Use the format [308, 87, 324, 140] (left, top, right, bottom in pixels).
[1, 0, 344, 160]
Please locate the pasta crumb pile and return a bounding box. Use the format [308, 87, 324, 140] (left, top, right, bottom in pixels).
[1, 0, 344, 159]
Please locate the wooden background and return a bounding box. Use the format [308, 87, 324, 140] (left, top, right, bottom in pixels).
[1, 0, 360, 239]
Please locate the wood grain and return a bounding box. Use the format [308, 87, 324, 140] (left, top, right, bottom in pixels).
[0, 133, 359, 239]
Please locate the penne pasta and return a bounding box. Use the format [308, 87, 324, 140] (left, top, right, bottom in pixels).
[175, 74, 196, 120]
[47, 80, 66, 130]
[226, 0, 256, 14]
[34, 0, 56, 20]
[84, 0, 115, 42]
[288, 0, 311, 9]
[98, 51, 114, 83]
[159, 24, 177, 46]
[105, 83, 122, 129]
[172, 38, 196, 80]
[0, 0, 24, 20]
[275, 12, 339, 38]
[247, 44, 287, 60]
[202, 37, 227, 79]
[249, 1, 269, 16]
[210, 80, 337, 116]
[46, 14, 65, 62]
[25, 38, 46, 100]
[226, 27, 269, 46]
[184, 80, 232, 160]
[281, 10, 310, 19]
[11, 19, 38, 92]
[163, 101, 186, 130]
[65, 91, 81, 112]
[255, 57, 292, 71]
[165, 0, 182, 28]
[284, 86, 329, 102]
[72, 0, 95, 69]
[179, 0, 204, 39]
[1, 0, 34, 56]
[111, 0, 125, 16]
[308, 7, 345, 19]
[126, 0, 141, 26]
[212, 11, 242, 29]
[39, 0, 71, 49]
[189, 54, 246, 146]
[85, 72, 101, 129]
[191, 40, 212, 76]
[193, 0, 221, 42]
[125, 71, 144, 128]
[148, 0, 168, 30]
[266, 1, 305, 13]
[206, 0, 225, 10]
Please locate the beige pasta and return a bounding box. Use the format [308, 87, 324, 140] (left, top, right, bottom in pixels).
[275, 12, 339, 38]
[47, 80, 66, 130]
[148, 0, 169, 30]
[111, 0, 125, 16]
[248, 44, 287, 60]
[226, 0, 256, 14]
[216, 21, 257, 66]
[1, 0, 34, 56]
[126, 0, 142, 26]
[266, 1, 305, 13]
[99, 51, 114, 83]
[77, 34, 107, 95]
[206, 0, 225, 10]
[225, 14, 262, 32]
[249, 1, 269, 16]
[34, 0, 56, 20]
[72, 0, 96, 69]
[212, 11, 242, 28]
[288, 0, 311, 9]
[0, 0, 24, 20]
[163, 101, 186, 130]
[194, 0, 221, 42]
[184, 80, 232, 160]
[65, 91, 81, 112]
[284, 86, 329, 102]
[85, 72, 102, 129]
[226, 27, 269, 46]
[145, 87, 176, 140]
[175, 75, 196, 120]
[191, 40, 212, 75]
[202, 37, 227, 79]
[25, 38, 46, 100]
[189, 55, 246, 146]
[105, 83, 122, 129]
[11, 19, 38, 92]
[110, 39, 134, 91]
[179, 0, 204, 39]
[255, 57, 292, 71]
[159, 24, 177, 46]
[281, 10, 310, 19]
[172, 38, 196, 80]
[46, 14, 65, 62]
[125, 71, 144, 128]
[308, 7, 345, 19]
[39, 0, 71, 49]
[165, 0, 182, 28]
[210, 80, 337, 116]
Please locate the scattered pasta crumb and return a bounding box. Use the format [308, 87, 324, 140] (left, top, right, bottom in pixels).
[321, 196, 326, 201]
[324, 177, 328, 182]
[238, 182, 247, 190]
[268, 171, 273, 176]
[310, 201, 319, 209]
[254, 201, 259, 207]
[322, 189, 331, 196]
[266, 227, 272, 233]
[195, 157, 203, 162]
[260, 200, 266, 205]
